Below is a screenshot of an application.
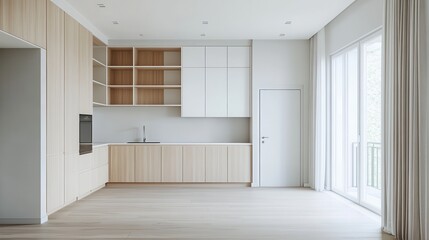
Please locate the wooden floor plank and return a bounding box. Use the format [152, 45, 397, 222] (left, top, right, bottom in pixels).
[0, 187, 394, 239]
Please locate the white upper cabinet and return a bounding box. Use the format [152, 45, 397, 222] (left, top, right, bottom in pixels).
[206, 68, 228, 117]
[228, 68, 250, 117]
[206, 47, 227, 68]
[182, 47, 205, 67]
[228, 47, 250, 68]
[181, 68, 206, 117]
[181, 45, 251, 118]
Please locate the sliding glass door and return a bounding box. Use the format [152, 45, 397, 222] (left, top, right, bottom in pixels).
[331, 32, 382, 213]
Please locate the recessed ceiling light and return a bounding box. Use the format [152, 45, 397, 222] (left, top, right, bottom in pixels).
[139, 34, 144, 37]
[202, 21, 209, 25]
[97, 3, 106, 8]
[279, 33, 286, 37]
[200, 33, 206, 37]
[112, 21, 119, 25]
[285, 21, 292, 25]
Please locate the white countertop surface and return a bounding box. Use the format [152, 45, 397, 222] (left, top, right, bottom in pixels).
[93, 142, 252, 147]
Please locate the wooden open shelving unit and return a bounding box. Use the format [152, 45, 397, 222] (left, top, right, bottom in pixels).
[92, 37, 108, 106]
[106, 47, 182, 106]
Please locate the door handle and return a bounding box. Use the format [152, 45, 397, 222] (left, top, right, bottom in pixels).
[261, 136, 269, 139]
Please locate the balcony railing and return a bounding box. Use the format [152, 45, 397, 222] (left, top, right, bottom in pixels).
[367, 142, 381, 190]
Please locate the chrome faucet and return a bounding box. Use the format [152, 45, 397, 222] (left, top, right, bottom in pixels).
[142, 125, 147, 143]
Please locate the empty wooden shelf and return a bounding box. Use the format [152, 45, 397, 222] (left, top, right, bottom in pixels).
[108, 48, 133, 66]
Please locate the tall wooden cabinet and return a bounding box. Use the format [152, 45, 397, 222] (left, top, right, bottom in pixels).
[46, 1, 65, 214]
[64, 13, 81, 204]
[46, 4, 94, 214]
[0, 0, 47, 48]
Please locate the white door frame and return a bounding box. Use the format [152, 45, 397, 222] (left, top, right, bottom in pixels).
[258, 87, 304, 187]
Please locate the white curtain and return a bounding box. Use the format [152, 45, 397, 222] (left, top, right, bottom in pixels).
[309, 29, 327, 191]
[383, 0, 423, 239]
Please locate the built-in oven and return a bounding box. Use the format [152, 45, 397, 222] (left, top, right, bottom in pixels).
[79, 114, 92, 155]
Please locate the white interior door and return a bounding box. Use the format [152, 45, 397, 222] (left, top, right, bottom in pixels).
[260, 89, 301, 187]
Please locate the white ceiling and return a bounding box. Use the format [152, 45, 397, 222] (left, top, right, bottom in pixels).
[63, 0, 355, 40]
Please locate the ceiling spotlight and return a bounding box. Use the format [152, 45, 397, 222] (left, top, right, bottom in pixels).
[200, 33, 206, 37]
[112, 21, 119, 25]
[139, 34, 143, 37]
[202, 20, 209, 25]
[285, 20, 292, 25]
[279, 33, 286, 37]
[97, 3, 106, 8]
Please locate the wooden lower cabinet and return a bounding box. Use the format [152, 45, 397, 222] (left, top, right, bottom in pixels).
[183, 146, 205, 182]
[108, 144, 251, 184]
[205, 146, 228, 182]
[227, 146, 252, 182]
[109, 146, 135, 182]
[135, 146, 162, 182]
[161, 146, 183, 182]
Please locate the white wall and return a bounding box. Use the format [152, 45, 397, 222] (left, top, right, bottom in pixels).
[252, 40, 310, 186]
[324, 0, 383, 55]
[0, 49, 47, 224]
[94, 107, 250, 143]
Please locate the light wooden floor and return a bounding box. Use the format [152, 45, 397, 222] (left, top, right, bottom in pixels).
[0, 186, 394, 239]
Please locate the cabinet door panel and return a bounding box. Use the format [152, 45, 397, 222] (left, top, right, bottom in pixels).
[228, 68, 250, 117]
[79, 24, 93, 114]
[228, 146, 252, 183]
[183, 146, 205, 182]
[206, 47, 227, 67]
[135, 146, 162, 182]
[0, 0, 47, 48]
[78, 170, 92, 198]
[228, 47, 250, 68]
[182, 47, 205, 67]
[205, 146, 227, 182]
[109, 146, 135, 182]
[181, 68, 205, 117]
[206, 68, 227, 117]
[64, 14, 80, 155]
[46, 0, 65, 157]
[47, 154, 64, 214]
[162, 146, 182, 182]
[65, 153, 79, 204]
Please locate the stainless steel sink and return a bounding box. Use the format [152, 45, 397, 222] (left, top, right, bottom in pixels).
[127, 141, 160, 144]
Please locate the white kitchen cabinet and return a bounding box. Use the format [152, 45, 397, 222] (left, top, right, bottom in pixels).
[228, 47, 250, 68]
[182, 47, 205, 67]
[206, 47, 227, 67]
[181, 68, 206, 117]
[206, 68, 228, 117]
[228, 68, 250, 117]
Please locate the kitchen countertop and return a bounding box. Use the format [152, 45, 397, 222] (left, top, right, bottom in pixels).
[93, 142, 252, 148]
